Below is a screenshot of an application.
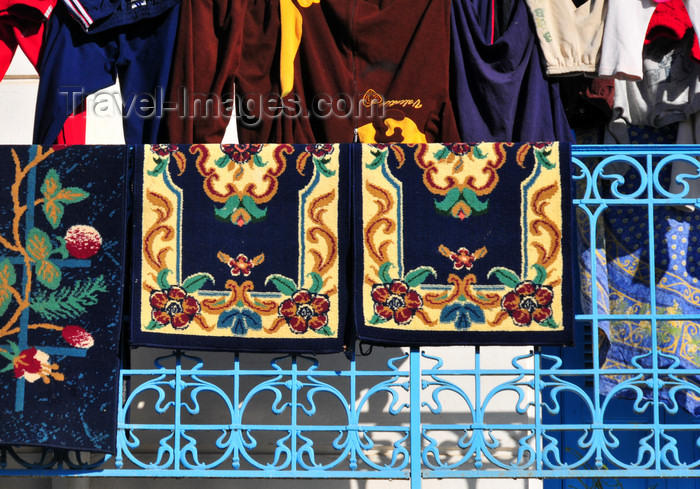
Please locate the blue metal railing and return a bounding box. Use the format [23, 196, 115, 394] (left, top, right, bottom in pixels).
[2, 145, 700, 486]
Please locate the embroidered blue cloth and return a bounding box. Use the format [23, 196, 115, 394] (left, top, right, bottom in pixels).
[131, 144, 350, 353]
[0, 146, 127, 453]
[354, 143, 574, 346]
[597, 201, 700, 415]
[578, 125, 700, 416]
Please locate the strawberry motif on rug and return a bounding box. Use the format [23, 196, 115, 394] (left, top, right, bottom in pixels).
[0, 146, 128, 452]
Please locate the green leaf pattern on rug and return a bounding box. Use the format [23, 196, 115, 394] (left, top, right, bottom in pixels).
[30, 276, 107, 321]
[41, 169, 89, 229]
[1, 150, 111, 392]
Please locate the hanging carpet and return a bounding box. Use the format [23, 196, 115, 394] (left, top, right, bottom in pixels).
[0, 145, 128, 453]
[354, 142, 574, 346]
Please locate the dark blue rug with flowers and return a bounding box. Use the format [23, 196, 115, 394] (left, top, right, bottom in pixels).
[354, 143, 574, 346]
[0, 146, 127, 452]
[131, 144, 350, 353]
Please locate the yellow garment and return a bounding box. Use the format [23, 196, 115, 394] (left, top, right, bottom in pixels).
[279, 0, 319, 96]
[357, 117, 428, 144]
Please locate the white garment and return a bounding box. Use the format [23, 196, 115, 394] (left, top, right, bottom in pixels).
[599, 0, 700, 80]
[525, 0, 607, 76]
[609, 35, 700, 129]
[606, 33, 700, 206]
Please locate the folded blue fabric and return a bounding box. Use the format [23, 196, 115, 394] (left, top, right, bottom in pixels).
[0, 146, 128, 453]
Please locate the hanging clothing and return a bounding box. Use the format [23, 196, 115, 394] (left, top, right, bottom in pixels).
[599, 0, 700, 80]
[62, 0, 179, 33]
[605, 30, 700, 205]
[274, 0, 459, 143]
[608, 33, 700, 133]
[559, 76, 614, 131]
[160, 0, 460, 144]
[56, 111, 87, 144]
[524, 0, 607, 76]
[0, 0, 56, 80]
[450, 0, 573, 142]
[32, 1, 179, 144]
[0, 0, 90, 145]
[157, 0, 249, 144]
[645, 0, 700, 62]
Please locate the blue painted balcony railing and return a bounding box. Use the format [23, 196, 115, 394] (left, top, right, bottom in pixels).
[3, 145, 700, 487]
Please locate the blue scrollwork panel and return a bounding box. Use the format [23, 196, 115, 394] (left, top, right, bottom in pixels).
[113, 350, 414, 476]
[420, 350, 540, 474]
[5, 146, 700, 484]
[548, 145, 700, 481]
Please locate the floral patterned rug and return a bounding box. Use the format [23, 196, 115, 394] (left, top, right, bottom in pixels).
[131, 144, 350, 353]
[0, 146, 127, 452]
[354, 142, 574, 346]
